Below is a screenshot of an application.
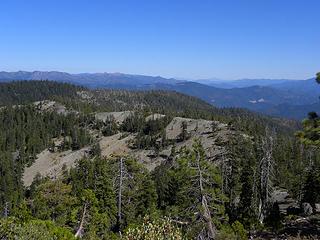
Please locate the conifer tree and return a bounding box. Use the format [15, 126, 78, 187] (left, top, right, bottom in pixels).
[157, 140, 227, 239]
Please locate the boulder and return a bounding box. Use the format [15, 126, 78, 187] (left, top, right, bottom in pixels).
[272, 188, 299, 215]
[302, 202, 313, 216]
[314, 203, 320, 213]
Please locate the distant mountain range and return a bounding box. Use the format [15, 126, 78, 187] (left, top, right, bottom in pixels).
[0, 71, 181, 88]
[0, 71, 319, 120]
[194, 78, 320, 95]
[193, 78, 294, 88]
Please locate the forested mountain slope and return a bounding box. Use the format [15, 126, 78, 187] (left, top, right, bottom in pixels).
[140, 81, 319, 119]
[0, 81, 319, 239]
[1, 71, 318, 119]
[0, 71, 180, 88]
[0, 81, 299, 132]
[0, 80, 84, 106]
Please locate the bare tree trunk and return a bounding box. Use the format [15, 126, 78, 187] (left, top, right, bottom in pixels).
[252, 164, 259, 216]
[75, 202, 87, 238]
[3, 202, 9, 218]
[197, 151, 217, 239]
[258, 127, 275, 223]
[220, 154, 232, 198]
[118, 157, 123, 225]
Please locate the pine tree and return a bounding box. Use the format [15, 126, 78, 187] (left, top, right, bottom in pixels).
[238, 155, 256, 228]
[302, 168, 320, 208]
[157, 140, 227, 238]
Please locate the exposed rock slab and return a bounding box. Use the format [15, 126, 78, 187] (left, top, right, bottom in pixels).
[95, 111, 133, 124]
[23, 147, 89, 187]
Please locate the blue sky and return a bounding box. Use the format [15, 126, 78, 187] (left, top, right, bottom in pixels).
[0, 0, 319, 79]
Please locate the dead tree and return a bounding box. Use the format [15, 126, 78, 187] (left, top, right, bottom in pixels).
[118, 157, 124, 225]
[258, 127, 275, 223]
[219, 144, 239, 208]
[220, 155, 227, 195]
[3, 202, 9, 218]
[196, 150, 217, 239]
[220, 154, 232, 197]
[75, 202, 88, 238]
[74, 188, 98, 238]
[113, 156, 131, 233]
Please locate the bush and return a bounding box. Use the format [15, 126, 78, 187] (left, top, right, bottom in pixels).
[124, 216, 183, 240]
[0, 218, 75, 240]
[231, 221, 247, 240]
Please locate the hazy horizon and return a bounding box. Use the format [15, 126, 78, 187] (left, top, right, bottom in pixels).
[0, 69, 315, 81]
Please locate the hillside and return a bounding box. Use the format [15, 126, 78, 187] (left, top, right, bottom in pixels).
[146, 81, 315, 107]
[23, 114, 234, 186]
[0, 80, 85, 106]
[0, 80, 300, 134]
[1, 80, 319, 239]
[1, 71, 318, 119]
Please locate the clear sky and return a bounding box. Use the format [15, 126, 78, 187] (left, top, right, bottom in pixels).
[0, 0, 319, 79]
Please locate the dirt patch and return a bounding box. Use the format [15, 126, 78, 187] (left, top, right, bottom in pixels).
[33, 100, 76, 115]
[23, 147, 89, 187]
[95, 111, 133, 124]
[99, 133, 134, 157]
[165, 117, 231, 162]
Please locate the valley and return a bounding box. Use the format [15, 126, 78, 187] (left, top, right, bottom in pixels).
[0, 71, 318, 119]
[0, 80, 319, 239]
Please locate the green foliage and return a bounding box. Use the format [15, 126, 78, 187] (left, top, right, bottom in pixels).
[296, 73, 320, 147]
[0, 105, 92, 211]
[121, 113, 145, 133]
[293, 73, 320, 209]
[296, 114, 320, 147]
[231, 221, 248, 240]
[177, 121, 190, 142]
[215, 222, 247, 240]
[117, 158, 158, 228]
[265, 202, 281, 231]
[67, 156, 157, 237]
[130, 115, 171, 151]
[238, 157, 256, 228]
[124, 216, 183, 240]
[69, 158, 117, 237]
[152, 163, 176, 211]
[91, 143, 101, 157]
[30, 180, 79, 227]
[153, 141, 227, 238]
[302, 168, 320, 208]
[316, 72, 320, 84]
[0, 80, 84, 107]
[101, 116, 118, 136]
[0, 218, 75, 240]
[1, 80, 319, 238]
